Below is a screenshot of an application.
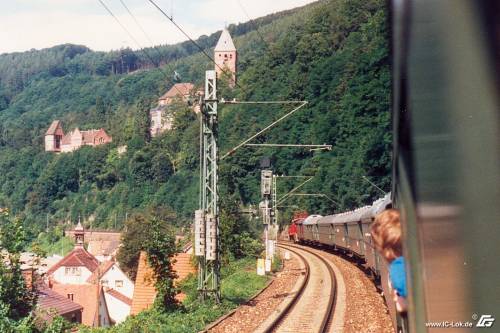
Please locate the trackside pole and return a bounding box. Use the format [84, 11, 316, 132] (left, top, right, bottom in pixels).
[194, 70, 220, 301]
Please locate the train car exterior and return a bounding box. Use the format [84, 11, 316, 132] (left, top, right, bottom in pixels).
[291, 194, 397, 329]
[392, 0, 500, 331]
[301, 215, 322, 243]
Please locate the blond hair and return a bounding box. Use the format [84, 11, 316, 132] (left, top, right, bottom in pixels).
[370, 209, 402, 262]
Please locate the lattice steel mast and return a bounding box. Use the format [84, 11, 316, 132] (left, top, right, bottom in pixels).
[195, 70, 220, 301]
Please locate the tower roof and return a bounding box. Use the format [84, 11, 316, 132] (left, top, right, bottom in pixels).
[45, 120, 64, 136]
[215, 28, 236, 52]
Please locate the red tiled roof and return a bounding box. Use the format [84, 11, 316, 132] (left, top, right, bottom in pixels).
[47, 247, 99, 275]
[87, 240, 120, 257]
[37, 285, 83, 318]
[173, 253, 195, 282]
[105, 288, 132, 306]
[159, 83, 194, 100]
[130, 251, 195, 315]
[51, 283, 105, 327]
[86, 260, 115, 284]
[130, 251, 156, 315]
[45, 120, 64, 136]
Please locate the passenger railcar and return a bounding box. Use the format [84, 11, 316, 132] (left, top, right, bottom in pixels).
[295, 194, 396, 328]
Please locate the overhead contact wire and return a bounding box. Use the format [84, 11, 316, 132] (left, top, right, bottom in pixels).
[97, 0, 184, 96]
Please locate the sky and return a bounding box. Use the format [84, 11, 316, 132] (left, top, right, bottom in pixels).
[0, 0, 317, 55]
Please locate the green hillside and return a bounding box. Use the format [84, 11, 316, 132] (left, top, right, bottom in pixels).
[0, 0, 390, 240]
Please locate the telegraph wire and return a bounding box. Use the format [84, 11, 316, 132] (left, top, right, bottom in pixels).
[119, 0, 155, 46]
[146, 0, 250, 95]
[118, 0, 181, 82]
[98, 0, 144, 50]
[97, 0, 184, 96]
[236, 0, 272, 52]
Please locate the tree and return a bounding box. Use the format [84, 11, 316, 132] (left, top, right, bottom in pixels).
[133, 97, 152, 143]
[117, 208, 177, 279]
[116, 213, 149, 280]
[145, 217, 178, 310]
[0, 210, 36, 321]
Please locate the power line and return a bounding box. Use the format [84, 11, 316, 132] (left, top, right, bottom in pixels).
[236, 0, 271, 51]
[221, 101, 308, 159]
[244, 143, 332, 150]
[119, 0, 156, 46]
[97, 0, 184, 96]
[276, 177, 314, 205]
[146, 0, 250, 95]
[220, 100, 304, 105]
[361, 176, 387, 195]
[98, 0, 144, 49]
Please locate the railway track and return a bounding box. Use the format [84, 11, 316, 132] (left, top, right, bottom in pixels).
[255, 243, 341, 333]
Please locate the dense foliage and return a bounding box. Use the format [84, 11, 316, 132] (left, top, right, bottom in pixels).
[0, 210, 73, 332]
[0, 0, 390, 243]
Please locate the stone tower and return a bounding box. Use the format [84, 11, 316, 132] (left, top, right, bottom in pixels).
[45, 120, 64, 152]
[214, 28, 237, 86]
[74, 221, 85, 248]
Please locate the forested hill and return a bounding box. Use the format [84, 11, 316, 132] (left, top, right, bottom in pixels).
[0, 0, 391, 239]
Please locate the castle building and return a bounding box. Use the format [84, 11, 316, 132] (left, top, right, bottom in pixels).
[214, 28, 237, 86]
[45, 120, 64, 152]
[148, 28, 237, 137]
[150, 83, 195, 137]
[45, 120, 112, 153]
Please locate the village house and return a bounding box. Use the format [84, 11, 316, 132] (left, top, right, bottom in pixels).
[46, 223, 134, 326]
[36, 285, 83, 324]
[45, 120, 112, 153]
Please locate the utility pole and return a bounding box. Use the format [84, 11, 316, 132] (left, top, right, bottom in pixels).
[194, 70, 220, 301]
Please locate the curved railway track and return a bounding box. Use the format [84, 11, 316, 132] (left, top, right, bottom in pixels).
[256, 243, 338, 333]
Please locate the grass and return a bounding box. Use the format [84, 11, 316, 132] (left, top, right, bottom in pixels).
[81, 257, 269, 333]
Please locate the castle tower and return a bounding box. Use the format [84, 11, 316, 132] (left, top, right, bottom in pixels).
[74, 221, 85, 248]
[45, 120, 64, 152]
[214, 28, 237, 86]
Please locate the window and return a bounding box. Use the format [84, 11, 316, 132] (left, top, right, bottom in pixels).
[224, 54, 228, 58]
[67, 293, 74, 301]
[101, 279, 109, 286]
[115, 280, 123, 288]
[65, 267, 71, 275]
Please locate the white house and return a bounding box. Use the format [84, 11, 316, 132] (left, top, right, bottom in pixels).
[46, 223, 99, 284]
[87, 260, 134, 324]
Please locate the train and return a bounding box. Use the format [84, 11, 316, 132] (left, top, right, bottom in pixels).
[287, 194, 401, 330]
[287, 1, 500, 332]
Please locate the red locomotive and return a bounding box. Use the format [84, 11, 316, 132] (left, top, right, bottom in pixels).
[288, 211, 308, 242]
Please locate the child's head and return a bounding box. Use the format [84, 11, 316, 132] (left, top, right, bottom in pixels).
[370, 209, 402, 262]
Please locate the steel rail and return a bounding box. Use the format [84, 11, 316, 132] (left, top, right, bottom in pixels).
[279, 243, 337, 333]
[262, 243, 336, 333]
[260, 244, 310, 333]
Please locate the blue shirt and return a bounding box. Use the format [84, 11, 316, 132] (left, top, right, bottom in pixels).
[389, 256, 407, 298]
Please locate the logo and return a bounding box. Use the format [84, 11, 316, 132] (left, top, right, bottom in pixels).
[476, 314, 495, 328]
